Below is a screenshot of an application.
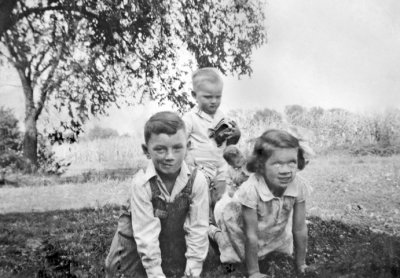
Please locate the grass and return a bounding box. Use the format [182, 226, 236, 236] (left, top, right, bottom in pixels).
[0, 154, 400, 277]
[0, 207, 399, 278]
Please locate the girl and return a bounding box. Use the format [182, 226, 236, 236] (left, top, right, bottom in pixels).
[213, 129, 310, 277]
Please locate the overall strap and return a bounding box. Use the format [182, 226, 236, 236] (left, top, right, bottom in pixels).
[149, 176, 161, 197]
[181, 167, 197, 197]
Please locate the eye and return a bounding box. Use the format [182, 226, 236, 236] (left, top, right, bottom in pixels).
[153, 147, 166, 154]
[288, 162, 297, 168]
[173, 145, 184, 152]
[272, 163, 283, 169]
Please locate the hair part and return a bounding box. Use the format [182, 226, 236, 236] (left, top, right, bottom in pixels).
[144, 111, 186, 144]
[192, 67, 223, 93]
[246, 129, 306, 173]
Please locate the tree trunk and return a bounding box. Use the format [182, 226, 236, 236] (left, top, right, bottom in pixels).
[17, 68, 38, 172]
[24, 110, 38, 172]
[0, 0, 17, 35]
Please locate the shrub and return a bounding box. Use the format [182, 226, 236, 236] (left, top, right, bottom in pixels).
[86, 125, 119, 140]
[0, 107, 25, 181]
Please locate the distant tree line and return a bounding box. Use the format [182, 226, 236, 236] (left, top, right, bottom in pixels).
[229, 105, 400, 156]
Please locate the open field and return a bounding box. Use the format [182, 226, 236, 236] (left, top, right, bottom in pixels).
[0, 154, 399, 277]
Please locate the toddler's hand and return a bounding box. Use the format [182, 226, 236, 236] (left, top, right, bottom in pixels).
[226, 123, 241, 145]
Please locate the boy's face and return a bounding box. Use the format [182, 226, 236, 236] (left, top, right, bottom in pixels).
[262, 148, 298, 195]
[192, 81, 222, 115]
[143, 129, 188, 177]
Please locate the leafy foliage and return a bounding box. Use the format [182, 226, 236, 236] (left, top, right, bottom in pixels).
[0, 0, 267, 167]
[0, 106, 25, 177]
[229, 106, 400, 155]
[85, 125, 119, 140]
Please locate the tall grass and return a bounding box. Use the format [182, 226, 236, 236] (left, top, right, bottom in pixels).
[52, 107, 400, 176]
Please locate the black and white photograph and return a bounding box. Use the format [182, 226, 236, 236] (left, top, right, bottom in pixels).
[0, 0, 399, 277]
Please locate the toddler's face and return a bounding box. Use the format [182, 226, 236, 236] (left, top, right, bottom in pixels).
[193, 82, 222, 115]
[144, 129, 187, 177]
[229, 153, 246, 169]
[262, 147, 298, 194]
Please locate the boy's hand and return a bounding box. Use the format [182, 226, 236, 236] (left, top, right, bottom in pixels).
[296, 263, 307, 274]
[296, 263, 318, 276]
[248, 272, 269, 278]
[226, 121, 241, 145]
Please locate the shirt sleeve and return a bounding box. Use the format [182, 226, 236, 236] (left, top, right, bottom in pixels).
[182, 113, 193, 140]
[130, 181, 165, 278]
[183, 171, 209, 277]
[235, 181, 258, 209]
[295, 175, 312, 203]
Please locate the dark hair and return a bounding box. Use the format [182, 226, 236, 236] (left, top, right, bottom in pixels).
[223, 145, 241, 164]
[144, 111, 186, 144]
[246, 129, 306, 173]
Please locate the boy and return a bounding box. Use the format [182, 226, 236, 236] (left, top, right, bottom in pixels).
[105, 111, 209, 278]
[183, 67, 241, 207]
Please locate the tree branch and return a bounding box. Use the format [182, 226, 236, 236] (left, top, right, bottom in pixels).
[17, 5, 100, 22]
[35, 42, 64, 120]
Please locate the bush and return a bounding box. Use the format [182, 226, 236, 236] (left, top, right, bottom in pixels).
[0, 107, 69, 179]
[86, 125, 119, 140]
[0, 107, 24, 181]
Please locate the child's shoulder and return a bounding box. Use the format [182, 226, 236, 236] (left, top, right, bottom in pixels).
[233, 173, 259, 202]
[292, 174, 313, 199]
[130, 168, 148, 191]
[190, 167, 208, 193]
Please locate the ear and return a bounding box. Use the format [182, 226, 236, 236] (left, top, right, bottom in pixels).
[187, 140, 192, 149]
[191, 90, 197, 98]
[142, 144, 150, 159]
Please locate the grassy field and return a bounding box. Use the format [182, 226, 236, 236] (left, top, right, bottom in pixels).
[0, 154, 400, 277]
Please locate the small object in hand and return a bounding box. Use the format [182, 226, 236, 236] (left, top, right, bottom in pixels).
[209, 118, 237, 147]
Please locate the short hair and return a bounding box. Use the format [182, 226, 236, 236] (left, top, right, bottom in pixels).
[246, 129, 306, 173]
[192, 67, 223, 92]
[223, 145, 242, 164]
[144, 111, 186, 144]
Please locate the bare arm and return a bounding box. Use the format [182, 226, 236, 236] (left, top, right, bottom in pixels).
[292, 200, 308, 273]
[243, 205, 260, 277]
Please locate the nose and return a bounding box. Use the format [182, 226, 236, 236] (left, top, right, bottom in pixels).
[165, 149, 174, 160]
[279, 164, 292, 174]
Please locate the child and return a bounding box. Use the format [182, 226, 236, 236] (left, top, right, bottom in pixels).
[105, 111, 209, 278]
[183, 67, 241, 207]
[223, 145, 250, 197]
[213, 129, 310, 277]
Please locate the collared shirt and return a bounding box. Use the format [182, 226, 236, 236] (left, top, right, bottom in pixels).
[183, 106, 227, 181]
[214, 173, 308, 263]
[130, 161, 209, 278]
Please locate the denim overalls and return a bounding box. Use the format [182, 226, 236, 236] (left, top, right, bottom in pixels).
[105, 169, 197, 278]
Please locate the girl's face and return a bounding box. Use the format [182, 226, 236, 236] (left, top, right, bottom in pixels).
[262, 147, 298, 195]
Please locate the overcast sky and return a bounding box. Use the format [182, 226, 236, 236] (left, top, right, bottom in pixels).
[222, 0, 400, 113]
[1, 0, 400, 132]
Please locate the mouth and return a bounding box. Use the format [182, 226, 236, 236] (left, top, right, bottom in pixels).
[278, 176, 293, 184]
[161, 163, 175, 168]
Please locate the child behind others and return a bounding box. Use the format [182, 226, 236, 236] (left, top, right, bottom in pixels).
[213, 129, 311, 278]
[223, 145, 250, 197]
[183, 67, 241, 255]
[105, 111, 209, 278]
[183, 67, 241, 206]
